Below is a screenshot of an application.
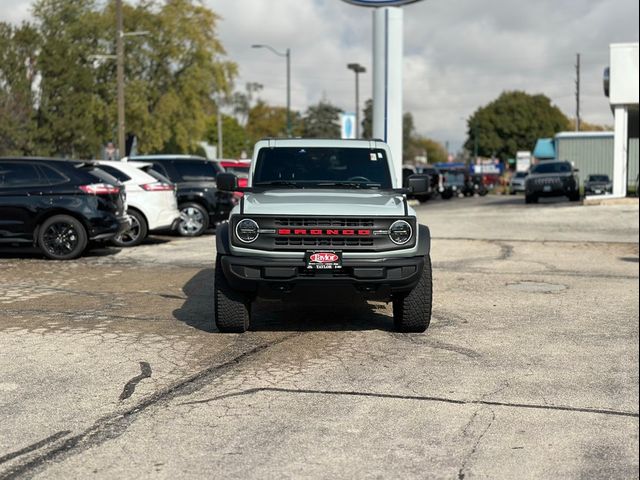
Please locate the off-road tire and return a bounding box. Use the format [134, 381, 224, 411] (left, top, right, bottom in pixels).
[214, 255, 251, 333]
[569, 193, 581, 202]
[38, 214, 88, 260]
[525, 194, 538, 204]
[112, 209, 147, 247]
[392, 255, 433, 333]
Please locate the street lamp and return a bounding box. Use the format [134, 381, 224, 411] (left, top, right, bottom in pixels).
[252, 44, 291, 137]
[347, 63, 366, 138]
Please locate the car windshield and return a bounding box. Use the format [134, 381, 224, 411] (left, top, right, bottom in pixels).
[531, 162, 571, 174]
[443, 171, 465, 185]
[515, 172, 528, 178]
[253, 147, 392, 189]
[588, 175, 609, 182]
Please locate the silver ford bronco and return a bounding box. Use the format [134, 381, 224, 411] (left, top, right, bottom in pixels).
[214, 138, 432, 333]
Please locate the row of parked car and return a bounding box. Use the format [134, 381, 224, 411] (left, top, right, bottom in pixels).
[508, 160, 614, 203]
[0, 155, 250, 260]
[402, 165, 488, 202]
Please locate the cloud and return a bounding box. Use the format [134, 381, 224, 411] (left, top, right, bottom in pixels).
[2, 0, 639, 150]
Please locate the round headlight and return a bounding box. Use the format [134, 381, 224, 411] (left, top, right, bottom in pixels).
[389, 220, 412, 245]
[235, 218, 259, 243]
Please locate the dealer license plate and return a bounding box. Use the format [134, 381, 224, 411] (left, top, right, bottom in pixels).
[305, 251, 342, 270]
[543, 185, 552, 192]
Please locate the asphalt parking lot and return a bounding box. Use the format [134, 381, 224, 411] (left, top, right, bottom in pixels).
[1, 195, 638, 479]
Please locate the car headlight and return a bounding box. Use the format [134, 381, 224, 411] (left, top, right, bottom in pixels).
[389, 220, 412, 245]
[235, 218, 259, 243]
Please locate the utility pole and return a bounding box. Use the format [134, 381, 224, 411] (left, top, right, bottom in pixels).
[217, 98, 223, 159]
[575, 53, 581, 132]
[116, 0, 125, 158]
[251, 45, 291, 137]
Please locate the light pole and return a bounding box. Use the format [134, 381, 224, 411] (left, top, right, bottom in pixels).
[114, 0, 149, 159]
[252, 44, 291, 137]
[347, 63, 366, 138]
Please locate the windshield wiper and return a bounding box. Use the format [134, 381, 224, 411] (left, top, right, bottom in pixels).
[313, 182, 382, 189]
[253, 181, 304, 188]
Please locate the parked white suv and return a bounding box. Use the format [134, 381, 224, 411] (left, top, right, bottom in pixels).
[94, 161, 180, 246]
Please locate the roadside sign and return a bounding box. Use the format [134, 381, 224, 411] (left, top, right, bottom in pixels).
[342, 0, 424, 6]
[341, 113, 357, 139]
[516, 151, 531, 173]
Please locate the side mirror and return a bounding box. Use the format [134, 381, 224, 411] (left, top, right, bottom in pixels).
[408, 175, 429, 194]
[217, 172, 238, 192]
[573, 168, 580, 173]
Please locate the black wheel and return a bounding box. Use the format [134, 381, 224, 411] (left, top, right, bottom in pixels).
[569, 193, 581, 202]
[214, 255, 251, 333]
[416, 194, 431, 203]
[525, 194, 538, 204]
[392, 255, 432, 333]
[112, 209, 147, 247]
[38, 215, 88, 260]
[178, 202, 209, 237]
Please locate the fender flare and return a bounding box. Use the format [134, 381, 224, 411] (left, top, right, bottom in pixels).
[417, 224, 431, 256]
[216, 222, 231, 255]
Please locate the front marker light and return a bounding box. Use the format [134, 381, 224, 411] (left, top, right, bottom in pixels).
[389, 220, 412, 245]
[235, 218, 259, 243]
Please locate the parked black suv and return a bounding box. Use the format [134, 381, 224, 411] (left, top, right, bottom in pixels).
[126, 155, 234, 236]
[0, 158, 129, 259]
[525, 161, 580, 203]
[584, 174, 612, 196]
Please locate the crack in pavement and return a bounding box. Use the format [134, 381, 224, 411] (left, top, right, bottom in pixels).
[178, 387, 640, 418]
[0, 431, 71, 466]
[457, 407, 496, 480]
[119, 362, 152, 401]
[0, 333, 301, 480]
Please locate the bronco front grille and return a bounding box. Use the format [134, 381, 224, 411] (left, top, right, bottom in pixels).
[274, 217, 375, 228]
[274, 237, 375, 247]
[231, 215, 416, 252]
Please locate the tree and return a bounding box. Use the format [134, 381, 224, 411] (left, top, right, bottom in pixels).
[302, 101, 341, 138]
[0, 22, 40, 155]
[0, 0, 236, 157]
[464, 91, 570, 161]
[206, 113, 250, 159]
[568, 119, 613, 131]
[361, 98, 373, 139]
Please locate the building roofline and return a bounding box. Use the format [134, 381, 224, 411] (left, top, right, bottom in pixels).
[555, 131, 614, 139]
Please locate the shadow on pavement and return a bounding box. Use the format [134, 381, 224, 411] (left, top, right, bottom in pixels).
[173, 268, 216, 332]
[173, 267, 393, 333]
[0, 244, 121, 260]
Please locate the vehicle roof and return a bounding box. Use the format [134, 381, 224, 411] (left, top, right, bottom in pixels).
[124, 154, 208, 161]
[254, 138, 388, 149]
[0, 156, 84, 163]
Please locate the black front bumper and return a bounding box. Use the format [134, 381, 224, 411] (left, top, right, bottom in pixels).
[220, 254, 425, 300]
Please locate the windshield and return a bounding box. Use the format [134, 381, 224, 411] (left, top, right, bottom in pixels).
[588, 175, 609, 182]
[531, 162, 571, 174]
[253, 147, 392, 189]
[443, 171, 465, 185]
[515, 171, 528, 178]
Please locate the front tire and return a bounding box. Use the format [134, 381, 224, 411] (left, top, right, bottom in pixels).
[525, 194, 538, 204]
[112, 209, 147, 247]
[178, 202, 209, 237]
[38, 215, 88, 260]
[214, 255, 251, 333]
[392, 255, 433, 333]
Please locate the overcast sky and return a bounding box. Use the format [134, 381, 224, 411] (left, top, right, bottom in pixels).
[3, 0, 639, 152]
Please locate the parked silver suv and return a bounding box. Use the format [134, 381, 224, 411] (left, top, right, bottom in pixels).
[213, 139, 433, 333]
